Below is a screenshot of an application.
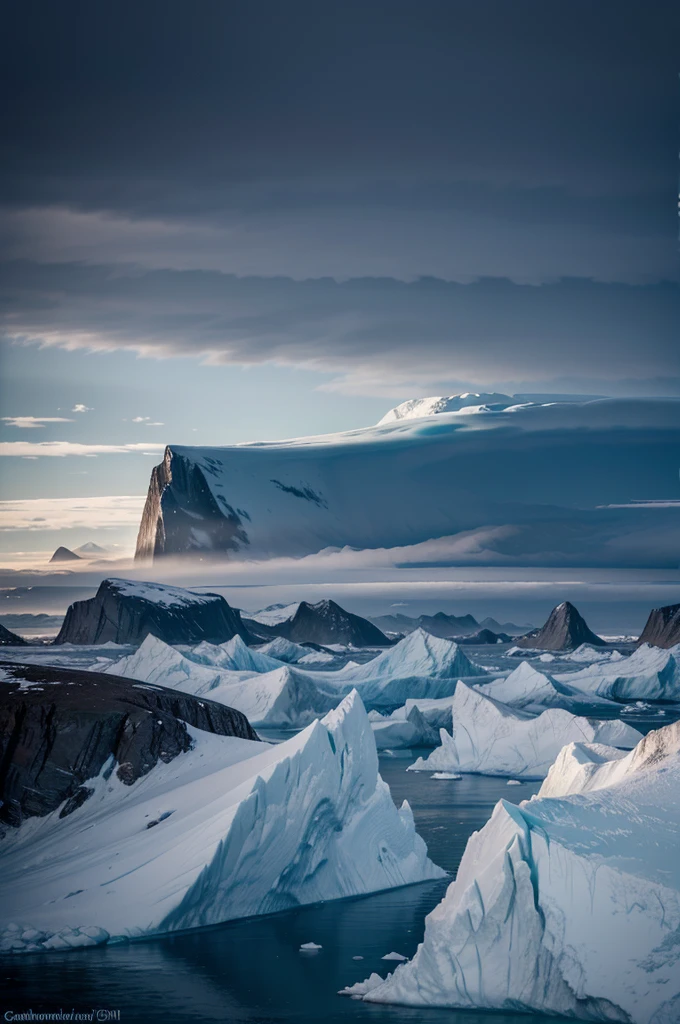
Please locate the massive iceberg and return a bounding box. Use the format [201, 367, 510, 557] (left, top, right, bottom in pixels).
[345, 720, 680, 1023]
[0, 691, 444, 952]
[340, 629, 486, 706]
[133, 398, 680, 567]
[408, 682, 642, 779]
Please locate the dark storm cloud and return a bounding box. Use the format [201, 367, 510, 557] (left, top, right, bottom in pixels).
[1, 0, 678, 389]
[2, 1, 679, 276]
[2, 260, 678, 393]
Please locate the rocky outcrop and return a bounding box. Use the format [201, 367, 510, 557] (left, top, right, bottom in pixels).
[0, 623, 27, 646]
[49, 546, 81, 563]
[55, 578, 251, 646]
[454, 628, 511, 645]
[514, 601, 605, 650]
[135, 447, 248, 561]
[637, 603, 680, 649]
[245, 599, 390, 647]
[0, 661, 258, 828]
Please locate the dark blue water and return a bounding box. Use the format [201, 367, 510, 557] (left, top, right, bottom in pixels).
[0, 763, 561, 1024]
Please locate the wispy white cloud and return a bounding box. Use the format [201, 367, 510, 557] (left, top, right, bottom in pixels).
[72, 404, 92, 413]
[0, 441, 165, 457]
[0, 495, 146, 532]
[2, 416, 74, 429]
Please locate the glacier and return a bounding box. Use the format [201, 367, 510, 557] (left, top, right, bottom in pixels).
[408, 682, 643, 779]
[0, 691, 444, 952]
[344, 718, 680, 1023]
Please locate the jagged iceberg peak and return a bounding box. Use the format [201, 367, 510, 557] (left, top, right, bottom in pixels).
[346, 628, 482, 682]
[481, 659, 618, 711]
[0, 689, 444, 952]
[378, 393, 518, 424]
[345, 716, 680, 1022]
[557, 641, 680, 701]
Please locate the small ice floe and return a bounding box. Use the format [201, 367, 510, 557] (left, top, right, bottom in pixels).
[507, 779, 522, 785]
[431, 772, 461, 780]
[352, 955, 364, 960]
[299, 941, 322, 953]
[381, 951, 408, 961]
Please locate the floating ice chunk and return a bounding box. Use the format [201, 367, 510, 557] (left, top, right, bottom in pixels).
[299, 941, 322, 951]
[506, 779, 522, 785]
[339, 973, 391, 997]
[382, 951, 408, 961]
[431, 772, 461, 780]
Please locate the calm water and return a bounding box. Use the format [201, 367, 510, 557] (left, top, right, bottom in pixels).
[0, 762, 560, 1024]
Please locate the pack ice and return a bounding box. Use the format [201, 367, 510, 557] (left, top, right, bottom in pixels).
[107, 635, 338, 728]
[345, 719, 680, 1023]
[408, 682, 642, 779]
[0, 691, 444, 952]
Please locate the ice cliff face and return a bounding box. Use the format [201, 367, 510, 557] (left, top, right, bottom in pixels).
[55, 578, 250, 646]
[408, 682, 642, 778]
[346, 719, 680, 1023]
[0, 691, 444, 952]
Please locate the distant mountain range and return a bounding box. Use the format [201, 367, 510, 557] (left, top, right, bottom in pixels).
[369, 611, 532, 638]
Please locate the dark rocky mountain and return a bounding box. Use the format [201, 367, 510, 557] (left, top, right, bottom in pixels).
[454, 628, 512, 645]
[0, 623, 27, 646]
[514, 602, 606, 650]
[637, 603, 680, 649]
[244, 599, 390, 647]
[55, 578, 251, 646]
[370, 611, 480, 637]
[50, 546, 82, 563]
[478, 616, 533, 636]
[0, 661, 258, 828]
[74, 542, 109, 557]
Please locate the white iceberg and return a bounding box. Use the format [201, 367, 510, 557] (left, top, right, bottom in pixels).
[186, 635, 284, 673]
[539, 719, 680, 799]
[408, 682, 643, 779]
[349, 720, 680, 1023]
[107, 636, 338, 728]
[341, 629, 486, 706]
[256, 636, 316, 664]
[478, 660, 618, 712]
[370, 705, 439, 750]
[557, 643, 680, 701]
[0, 691, 444, 951]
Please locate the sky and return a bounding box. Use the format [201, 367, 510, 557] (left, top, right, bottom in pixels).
[1, 0, 679, 565]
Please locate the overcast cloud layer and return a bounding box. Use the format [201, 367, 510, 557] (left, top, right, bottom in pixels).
[1, 0, 679, 395]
